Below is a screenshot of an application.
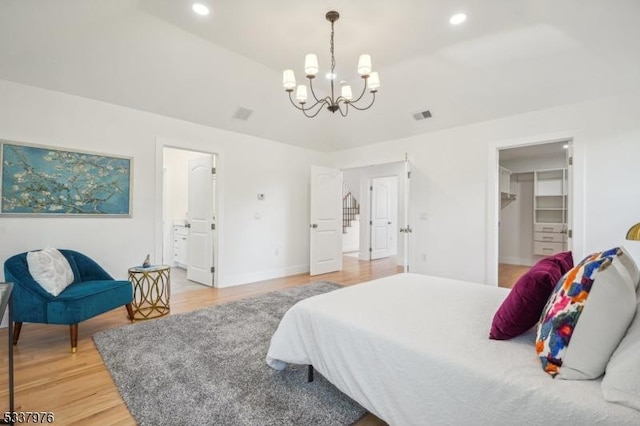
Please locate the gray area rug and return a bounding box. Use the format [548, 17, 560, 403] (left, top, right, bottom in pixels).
[93, 281, 366, 425]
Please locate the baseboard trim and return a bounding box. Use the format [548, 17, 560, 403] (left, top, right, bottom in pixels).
[219, 264, 310, 288]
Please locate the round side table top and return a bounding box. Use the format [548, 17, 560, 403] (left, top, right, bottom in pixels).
[128, 264, 170, 273]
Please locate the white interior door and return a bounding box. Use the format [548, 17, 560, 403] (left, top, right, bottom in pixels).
[187, 155, 214, 286]
[310, 165, 343, 276]
[370, 176, 396, 260]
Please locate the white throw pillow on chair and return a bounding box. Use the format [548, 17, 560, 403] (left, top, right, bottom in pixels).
[26, 247, 75, 297]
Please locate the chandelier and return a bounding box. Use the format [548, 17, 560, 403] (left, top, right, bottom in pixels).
[282, 11, 380, 118]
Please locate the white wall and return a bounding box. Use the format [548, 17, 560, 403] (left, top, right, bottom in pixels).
[0, 80, 329, 287]
[331, 92, 640, 284]
[342, 171, 361, 201]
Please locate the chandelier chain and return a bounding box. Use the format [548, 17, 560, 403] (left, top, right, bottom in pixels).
[330, 20, 336, 73]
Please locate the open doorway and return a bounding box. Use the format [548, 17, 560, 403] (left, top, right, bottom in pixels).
[162, 147, 217, 293]
[341, 161, 405, 267]
[497, 140, 571, 288]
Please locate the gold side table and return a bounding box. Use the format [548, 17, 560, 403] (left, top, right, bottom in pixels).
[128, 265, 170, 320]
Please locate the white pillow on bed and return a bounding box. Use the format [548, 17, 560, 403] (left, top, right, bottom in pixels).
[618, 246, 640, 289]
[26, 247, 74, 297]
[601, 288, 640, 410]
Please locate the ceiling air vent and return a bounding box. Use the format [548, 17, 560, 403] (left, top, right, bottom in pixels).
[233, 107, 254, 121]
[413, 110, 432, 121]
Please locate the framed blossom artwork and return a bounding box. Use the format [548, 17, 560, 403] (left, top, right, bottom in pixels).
[0, 140, 132, 216]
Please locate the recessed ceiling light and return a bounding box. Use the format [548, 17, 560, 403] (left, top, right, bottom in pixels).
[192, 3, 210, 16]
[449, 13, 467, 25]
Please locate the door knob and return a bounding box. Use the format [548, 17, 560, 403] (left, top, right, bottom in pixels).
[387, 221, 392, 225]
[310, 224, 318, 228]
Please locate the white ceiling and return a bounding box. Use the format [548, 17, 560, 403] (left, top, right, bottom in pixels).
[1, 0, 639, 152]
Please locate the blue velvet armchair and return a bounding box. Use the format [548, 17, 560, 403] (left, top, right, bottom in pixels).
[3, 249, 134, 353]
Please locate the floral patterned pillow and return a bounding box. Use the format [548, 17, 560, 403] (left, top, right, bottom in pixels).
[579, 246, 639, 289]
[536, 253, 636, 379]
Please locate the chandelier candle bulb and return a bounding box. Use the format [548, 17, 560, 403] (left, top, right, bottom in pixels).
[368, 71, 381, 91]
[357, 54, 372, 75]
[341, 84, 353, 100]
[296, 85, 308, 103]
[283, 70, 296, 90]
[304, 54, 319, 76]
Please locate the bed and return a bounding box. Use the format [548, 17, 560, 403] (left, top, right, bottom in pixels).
[266, 273, 640, 425]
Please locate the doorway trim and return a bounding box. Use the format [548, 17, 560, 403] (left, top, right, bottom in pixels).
[486, 131, 585, 286]
[154, 137, 224, 288]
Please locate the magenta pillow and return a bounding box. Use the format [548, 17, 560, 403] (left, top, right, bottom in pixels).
[489, 251, 573, 340]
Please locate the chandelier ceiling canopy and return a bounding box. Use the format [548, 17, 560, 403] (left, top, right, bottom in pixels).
[282, 11, 380, 118]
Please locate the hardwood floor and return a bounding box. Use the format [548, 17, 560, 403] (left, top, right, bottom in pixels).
[498, 263, 531, 289]
[0, 256, 401, 425]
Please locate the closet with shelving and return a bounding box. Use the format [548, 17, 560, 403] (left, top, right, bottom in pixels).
[498, 141, 570, 267]
[533, 169, 567, 256]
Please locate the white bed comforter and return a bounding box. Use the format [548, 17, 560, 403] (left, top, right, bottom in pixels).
[266, 273, 640, 425]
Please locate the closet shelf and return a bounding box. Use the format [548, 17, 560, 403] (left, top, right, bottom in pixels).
[501, 192, 516, 201]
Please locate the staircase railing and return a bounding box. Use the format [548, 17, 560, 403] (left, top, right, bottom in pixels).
[343, 190, 360, 233]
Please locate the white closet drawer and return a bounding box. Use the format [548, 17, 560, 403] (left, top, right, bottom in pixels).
[173, 225, 188, 236]
[534, 223, 564, 233]
[534, 232, 565, 243]
[534, 241, 564, 256]
[173, 224, 189, 268]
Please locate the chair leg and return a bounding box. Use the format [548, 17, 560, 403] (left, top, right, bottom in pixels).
[13, 322, 22, 346]
[70, 324, 78, 353]
[125, 303, 135, 322]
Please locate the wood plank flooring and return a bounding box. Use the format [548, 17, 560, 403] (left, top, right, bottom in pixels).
[498, 263, 531, 289]
[0, 256, 402, 425]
